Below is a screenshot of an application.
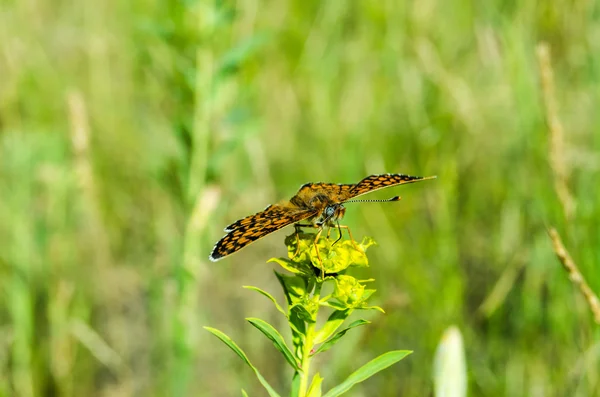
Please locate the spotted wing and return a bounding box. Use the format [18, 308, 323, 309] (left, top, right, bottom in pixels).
[341, 174, 436, 201]
[224, 205, 279, 232]
[209, 208, 318, 261]
[293, 182, 355, 204]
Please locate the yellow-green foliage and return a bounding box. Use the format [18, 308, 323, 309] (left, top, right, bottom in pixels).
[1, 0, 599, 396]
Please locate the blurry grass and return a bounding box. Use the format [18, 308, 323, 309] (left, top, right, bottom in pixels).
[1, 0, 600, 396]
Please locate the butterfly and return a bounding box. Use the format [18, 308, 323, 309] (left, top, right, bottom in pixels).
[209, 173, 436, 262]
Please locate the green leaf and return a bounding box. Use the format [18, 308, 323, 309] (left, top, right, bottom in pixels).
[246, 318, 300, 371]
[273, 271, 307, 352]
[284, 232, 378, 275]
[313, 310, 351, 344]
[310, 238, 355, 273]
[290, 303, 317, 323]
[332, 275, 365, 306]
[358, 289, 376, 302]
[359, 305, 385, 313]
[290, 324, 305, 357]
[203, 327, 281, 397]
[358, 236, 377, 251]
[290, 371, 301, 397]
[243, 286, 287, 317]
[329, 279, 381, 310]
[312, 319, 370, 356]
[322, 350, 412, 397]
[241, 390, 249, 397]
[307, 373, 323, 397]
[350, 237, 377, 268]
[320, 300, 347, 310]
[284, 231, 315, 264]
[274, 272, 308, 305]
[322, 235, 377, 271]
[287, 310, 307, 355]
[287, 318, 306, 342]
[268, 257, 313, 276]
[357, 278, 375, 283]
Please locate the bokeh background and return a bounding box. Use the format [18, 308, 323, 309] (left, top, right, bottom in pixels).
[1, 1, 599, 396]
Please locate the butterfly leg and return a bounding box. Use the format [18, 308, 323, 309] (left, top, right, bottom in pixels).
[312, 227, 325, 277]
[325, 221, 348, 247]
[336, 224, 364, 253]
[292, 223, 317, 258]
[325, 227, 334, 239]
[292, 223, 325, 276]
[331, 221, 344, 246]
[325, 226, 342, 242]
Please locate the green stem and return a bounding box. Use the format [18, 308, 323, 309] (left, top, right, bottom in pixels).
[298, 281, 322, 397]
[298, 323, 315, 396]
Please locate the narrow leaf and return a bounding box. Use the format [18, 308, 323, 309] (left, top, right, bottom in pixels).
[247, 318, 300, 371]
[312, 319, 370, 356]
[273, 272, 305, 353]
[322, 350, 412, 397]
[268, 257, 313, 276]
[274, 271, 308, 304]
[204, 327, 282, 397]
[359, 305, 385, 313]
[307, 373, 323, 397]
[314, 310, 351, 344]
[288, 309, 306, 353]
[320, 301, 348, 310]
[241, 390, 249, 397]
[290, 303, 316, 323]
[290, 371, 301, 397]
[244, 286, 287, 317]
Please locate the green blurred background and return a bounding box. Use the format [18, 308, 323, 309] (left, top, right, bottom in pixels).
[1, 0, 599, 396]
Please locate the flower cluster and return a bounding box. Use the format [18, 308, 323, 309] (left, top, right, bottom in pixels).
[205, 231, 411, 397]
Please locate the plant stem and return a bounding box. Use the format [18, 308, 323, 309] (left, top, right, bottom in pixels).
[298, 322, 315, 396]
[298, 281, 322, 396]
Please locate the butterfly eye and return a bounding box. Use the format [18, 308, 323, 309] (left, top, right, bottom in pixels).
[325, 206, 336, 218]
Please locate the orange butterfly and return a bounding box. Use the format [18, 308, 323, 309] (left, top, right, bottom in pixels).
[209, 173, 436, 262]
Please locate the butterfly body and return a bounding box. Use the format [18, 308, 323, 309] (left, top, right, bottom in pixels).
[289, 188, 348, 226]
[209, 173, 435, 262]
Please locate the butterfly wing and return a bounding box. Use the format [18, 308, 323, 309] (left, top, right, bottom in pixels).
[224, 204, 278, 232]
[210, 208, 318, 261]
[342, 174, 436, 201]
[293, 182, 354, 204]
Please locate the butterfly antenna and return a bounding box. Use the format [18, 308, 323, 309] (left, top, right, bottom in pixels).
[344, 196, 402, 203]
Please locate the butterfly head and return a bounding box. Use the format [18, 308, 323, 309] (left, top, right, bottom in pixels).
[315, 203, 346, 227]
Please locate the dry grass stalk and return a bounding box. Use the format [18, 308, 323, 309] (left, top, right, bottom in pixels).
[548, 227, 600, 324]
[536, 43, 575, 220]
[67, 90, 111, 263]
